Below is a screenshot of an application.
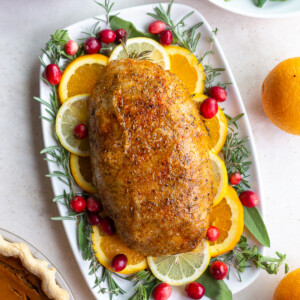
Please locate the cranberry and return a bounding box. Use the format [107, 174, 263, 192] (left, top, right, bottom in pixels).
[209, 86, 227, 102]
[160, 30, 173, 46]
[45, 64, 61, 85]
[84, 37, 101, 54]
[100, 217, 116, 236]
[229, 172, 241, 185]
[239, 190, 259, 207]
[152, 283, 172, 300]
[87, 213, 101, 225]
[206, 226, 220, 242]
[200, 98, 218, 119]
[87, 197, 102, 212]
[73, 123, 88, 139]
[185, 282, 205, 299]
[70, 196, 86, 213]
[65, 40, 78, 55]
[98, 29, 116, 44]
[209, 261, 228, 280]
[148, 21, 166, 34]
[111, 254, 127, 272]
[114, 28, 127, 43]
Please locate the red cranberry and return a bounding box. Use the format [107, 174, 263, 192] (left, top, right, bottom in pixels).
[111, 254, 127, 272]
[45, 64, 61, 85]
[200, 98, 218, 119]
[100, 217, 116, 235]
[209, 261, 228, 280]
[84, 37, 101, 54]
[70, 196, 86, 213]
[229, 172, 241, 185]
[239, 190, 259, 207]
[114, 28, 127, 43]
[73, 123, 88, 139]
[185, 282, 205, 299]
[87, 213, 101, 225]
[209, 86, 227, 102]
[160, 30, 173, 46]
[152, 283, 172, 300]
[65, 40, 78, 55]
[149, 21, 166, 34]
[87, 197, 102, 212]
[206, 226, 220, 242]
[98, 29, 116, 44]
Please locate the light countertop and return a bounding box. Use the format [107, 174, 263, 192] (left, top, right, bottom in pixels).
[0, 0, 299, 299]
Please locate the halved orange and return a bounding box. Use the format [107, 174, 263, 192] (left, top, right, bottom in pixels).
[165, 46, 205, 94]
[209, 186, 244, 257]
[58, 54, 108, 103]
[70, 154, 97, 194]
[91, 225, 147, 274]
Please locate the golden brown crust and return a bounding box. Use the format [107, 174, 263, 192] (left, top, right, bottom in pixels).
[0, 235, 69, 300]
[88, 59, 213, 256]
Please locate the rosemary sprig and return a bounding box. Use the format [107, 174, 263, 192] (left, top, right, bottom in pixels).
[95, 0, 116, 25]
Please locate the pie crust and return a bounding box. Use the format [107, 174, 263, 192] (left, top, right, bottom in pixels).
[0, 234, 69, 300]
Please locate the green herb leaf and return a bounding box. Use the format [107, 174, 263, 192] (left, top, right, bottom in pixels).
[197, 269, 232, 300]
[78, 217, 90, 259]
[244, 207, 270, 247]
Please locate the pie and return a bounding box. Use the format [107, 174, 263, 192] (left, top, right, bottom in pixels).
[0, 234, 69, 300]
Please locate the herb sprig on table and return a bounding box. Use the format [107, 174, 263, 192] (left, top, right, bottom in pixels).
[225, 0, 288, 8]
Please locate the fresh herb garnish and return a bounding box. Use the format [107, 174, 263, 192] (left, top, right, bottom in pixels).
[225, 0, 287, 8]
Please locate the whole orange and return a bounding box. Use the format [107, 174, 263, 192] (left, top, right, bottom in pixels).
[273, 268, 300, 300]
[262, 57, 300, 135]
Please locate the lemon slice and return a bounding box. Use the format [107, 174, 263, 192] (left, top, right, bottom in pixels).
[147, 239, 210, 286]
[209, 186, 244, 257]
[70, 154, 97, 194]
[109, 37, 170, 70]
[55, 94, 90, 156]
[209, 152, 228, 206]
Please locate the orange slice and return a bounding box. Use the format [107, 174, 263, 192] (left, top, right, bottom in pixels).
[209, 186, 244, 257]
[91, 225, 147, 274]
[58, 54, 108, 103]
[165, 45, 205, 94]
[70, 154, 97, 194]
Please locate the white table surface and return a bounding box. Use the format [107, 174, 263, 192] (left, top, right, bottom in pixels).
[0, 0, 299, 299]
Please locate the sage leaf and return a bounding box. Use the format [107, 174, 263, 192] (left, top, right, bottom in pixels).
[244, 207, 270, 247]
[197, 269, 232, 300]
[78, 217, 89, 259]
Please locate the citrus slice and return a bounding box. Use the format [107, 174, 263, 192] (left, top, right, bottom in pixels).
[58, 54, 108, 103]
[165, 45, 205, 94]
[209, 151, 228, 206]
[109, 37, 170, 70]
[55, 94, 90, 156]
[147, 239, 210, 286]
[209, 186, 244, 257]
[70, 154, 97, 194]
[91, 225, 147, 274]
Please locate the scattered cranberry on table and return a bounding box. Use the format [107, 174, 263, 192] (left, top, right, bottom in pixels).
[45, 64, 61, 85]
[73, 123, 88, 139]
[229, 172, 242, 185]
[239, 190, 259, 207]
[86, 197, 102, 213]
[111, 254, 128, 272]
[209, 261, 228, 280]
[148, 21, 166, 34]
[209, 86, 227, 102]
[84, 37, 101, 54]
[65, 40, 78, 55]
[200, 98, 218, 119]
[70, 196, 86, 213]
[152, 283, 172, 300]
[100, 217, 116, 236]
[206, 226, 220, 242]
[160, 30, 173, 46]
[87, 212, 101, 225]
[114, 28, 127, 43]
[98, 29, 116, 44]
[185, 282, 205, 299]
